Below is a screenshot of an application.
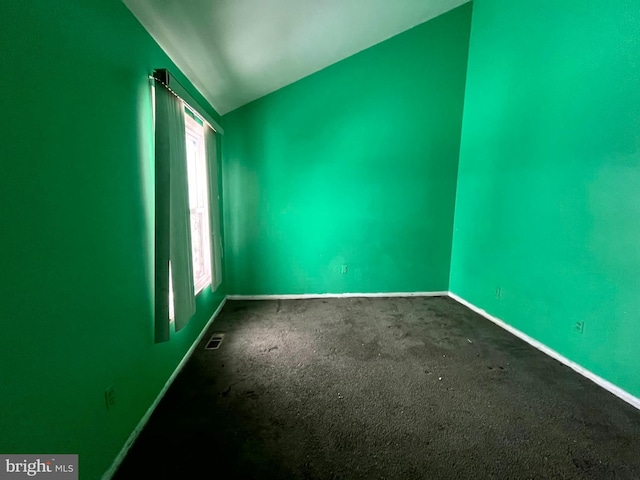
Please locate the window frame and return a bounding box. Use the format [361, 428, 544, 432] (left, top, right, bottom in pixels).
[184, 110, 212, 295]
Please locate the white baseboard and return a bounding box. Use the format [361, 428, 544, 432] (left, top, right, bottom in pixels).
[101, 297, 227, 480]
[448, 292, 640, 412]
[226, 291, 449, 300]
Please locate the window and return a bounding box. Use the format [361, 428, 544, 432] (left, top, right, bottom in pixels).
[166, 107, 215, 324]
[153, 74, 222, 341]
[184, 111, 212, 294]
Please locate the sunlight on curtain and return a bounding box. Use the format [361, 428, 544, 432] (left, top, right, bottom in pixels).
[205, 126, 223, 291]
[154, 83, 196, 341]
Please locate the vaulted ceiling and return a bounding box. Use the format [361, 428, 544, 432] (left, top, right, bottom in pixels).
[123, 0, 470, 114]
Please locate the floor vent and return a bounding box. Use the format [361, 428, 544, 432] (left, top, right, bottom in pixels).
[205, 333, 225, 350]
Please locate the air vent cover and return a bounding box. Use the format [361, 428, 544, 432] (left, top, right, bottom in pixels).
[205, 333, 225, 350]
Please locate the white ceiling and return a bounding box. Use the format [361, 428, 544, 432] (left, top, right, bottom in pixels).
[123, 0, 470, 114]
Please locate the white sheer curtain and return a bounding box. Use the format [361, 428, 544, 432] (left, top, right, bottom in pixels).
[205, 126, 223, 291]
[154, 83, 196, 342]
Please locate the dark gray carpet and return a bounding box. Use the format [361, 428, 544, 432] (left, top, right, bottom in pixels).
[114, 297, 640, 479]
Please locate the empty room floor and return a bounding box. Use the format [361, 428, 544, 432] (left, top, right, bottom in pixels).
[114, 297, 640, 479]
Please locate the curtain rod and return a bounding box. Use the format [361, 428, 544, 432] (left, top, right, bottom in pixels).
[151, 69, 224, 135]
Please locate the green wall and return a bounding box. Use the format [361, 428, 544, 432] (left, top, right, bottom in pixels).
[451, 0, 640, 398]
[0, 1, 225, 478]
[222, 4, 472, 295]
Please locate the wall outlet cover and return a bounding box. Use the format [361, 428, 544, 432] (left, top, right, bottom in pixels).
[105, 386, 116, 410]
